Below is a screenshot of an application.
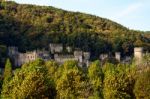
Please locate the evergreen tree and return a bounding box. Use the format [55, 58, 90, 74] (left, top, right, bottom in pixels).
[45, 60, 59, 81]
[1, 59, 56, 99]
[3, 58, 12, 85]
[88, 60, 104, 98]
[134, 67, 150, 99]
[103, 63, 135, 99]
[56, 60, 87, 98]
[1, 58, 13, 98]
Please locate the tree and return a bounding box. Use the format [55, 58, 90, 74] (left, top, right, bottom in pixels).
[103, 63, 135, 99]
[0, 74, 3, 94]
[88, 60, 103, 98]
[134, 68, 150, 99]
[1, 59, 56, 99]
[143, 53, 150, 65]
[3, 58, 12, 85]
[134, 39, 143, 47]
[45, 60, 59, 81]
[1, 58, 13, 98]
[56, 60, 87, 98]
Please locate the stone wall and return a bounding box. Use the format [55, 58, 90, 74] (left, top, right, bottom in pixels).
[49, 43, 63, 53]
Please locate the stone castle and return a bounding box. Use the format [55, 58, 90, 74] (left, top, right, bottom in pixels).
[8, 43, 91, 67]
[99, 47, 145, 65]
[8, 43, 145, 67]
[8, 47, 50, 66]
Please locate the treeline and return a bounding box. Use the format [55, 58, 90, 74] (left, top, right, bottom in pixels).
[0, 1, 150, 60]
[0, 58, 150, 99]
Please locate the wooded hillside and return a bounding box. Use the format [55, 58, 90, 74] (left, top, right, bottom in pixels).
[0, 1, 150, 60]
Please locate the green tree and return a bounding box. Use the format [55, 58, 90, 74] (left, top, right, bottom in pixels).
[134, 67, 150, 99]
[103, 63, 135, 99]
[3, 58, 12, 85]
[56, 60, 87, 99]
[143, 53, 150, 65]
[88, 60, 103, 98]
[1, 59, 56, 99]
[45, 60, 59, 81]
[0, 74, 3, 94]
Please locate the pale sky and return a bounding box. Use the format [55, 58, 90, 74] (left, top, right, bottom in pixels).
[10, 0, 150, 31]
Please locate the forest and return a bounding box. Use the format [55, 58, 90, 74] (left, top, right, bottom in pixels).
[0, 1, 150, 64]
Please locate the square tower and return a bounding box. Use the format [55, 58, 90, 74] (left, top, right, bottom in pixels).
[134, 47, 143, 65]
[115, 52, 121, 62]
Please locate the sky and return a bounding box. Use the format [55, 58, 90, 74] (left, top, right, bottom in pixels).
[10, 0, 150, 31]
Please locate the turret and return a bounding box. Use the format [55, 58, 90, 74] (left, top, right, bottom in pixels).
[115, 52, 121, 62]
[134, 47, 143, 65]
[83, 52, 90, 67]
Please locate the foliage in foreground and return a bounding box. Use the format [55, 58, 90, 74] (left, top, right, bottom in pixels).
[134, 67, 150, 99]
[1, 59, 56, 99]
[0, 59, 149, 99]
[103, 63, 136, 99]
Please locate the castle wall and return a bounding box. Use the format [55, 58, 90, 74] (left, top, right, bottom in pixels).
[100, 54, 108, 60]
[74, 51, 83, 63]
[49, 43, 63, 53]
[8, 45, 92, 67]
[54, 54, 78, 64]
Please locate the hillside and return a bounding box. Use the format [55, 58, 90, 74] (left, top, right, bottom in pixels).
[0, 1, 150, 61]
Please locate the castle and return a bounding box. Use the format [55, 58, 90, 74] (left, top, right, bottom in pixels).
[8, 43, 145, 67]
[8, 43, 91, 67]
[99, 47, 145, 65]
[8, 47, 50, 66]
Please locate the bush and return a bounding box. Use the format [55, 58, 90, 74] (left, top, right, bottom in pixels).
[134, 68, 150, 99]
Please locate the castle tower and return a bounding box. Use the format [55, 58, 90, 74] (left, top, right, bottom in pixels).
[66, 46, 72, 53]
[74, 51, 83, 63]
[115, 52, 121, 62]
[83, 52, 90, 67]
[83, 52, 90, 60]
[134, 47, 143, 65]
[8, 47, 19, 66]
